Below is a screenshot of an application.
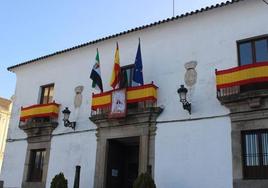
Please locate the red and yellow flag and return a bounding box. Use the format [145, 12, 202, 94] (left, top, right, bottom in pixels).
[110, 43, 121, 89]
[216, 62, 268, 89]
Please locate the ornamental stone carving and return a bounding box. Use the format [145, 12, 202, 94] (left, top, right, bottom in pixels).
[184, 61, 197, 87]
[74, 86, 84, 108]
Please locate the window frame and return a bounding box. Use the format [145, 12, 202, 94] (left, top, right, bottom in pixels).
[119, 64, 140, 109]
[237, 35, 268, 66]
[27, 149, 46, 182]
[120, 64, 135, 88]
[241, 129, 268, 179]
[40, 84, 54, 104]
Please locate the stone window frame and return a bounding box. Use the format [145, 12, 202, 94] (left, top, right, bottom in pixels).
[22, 141, 51, 188]
[27, 148, 47, 182]
[231, 111, 268, 188]
[241, 129, 268, 179]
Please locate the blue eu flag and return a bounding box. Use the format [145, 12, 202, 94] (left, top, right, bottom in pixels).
[133, 40, 144, 85]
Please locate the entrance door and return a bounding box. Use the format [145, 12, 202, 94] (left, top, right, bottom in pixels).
[106, 137, 139, 188]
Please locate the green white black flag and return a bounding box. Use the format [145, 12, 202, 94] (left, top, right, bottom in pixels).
[90, 49, 103, 92]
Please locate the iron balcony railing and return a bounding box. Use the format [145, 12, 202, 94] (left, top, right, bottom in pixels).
[20, 102, 60, 122]
[91, 83, 158, 117]
[216, 62, 268, 98]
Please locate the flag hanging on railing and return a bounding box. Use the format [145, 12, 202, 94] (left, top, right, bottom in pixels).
[90, 49, 103, 92]
[133, 39, 144, 85]
[110, 42, 121, 89]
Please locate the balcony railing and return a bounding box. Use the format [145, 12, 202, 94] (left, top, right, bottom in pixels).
[216, 62, 268, 98]
[20, 102, 60, 122]
[91, 83, 158, 117]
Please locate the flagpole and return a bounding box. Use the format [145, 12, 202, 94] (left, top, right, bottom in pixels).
[133, 37, 144, 86]
[173, 0, 175, 17]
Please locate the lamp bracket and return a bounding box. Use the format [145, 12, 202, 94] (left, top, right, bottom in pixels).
[182, 101, 191, 114]
[63, 119, 76, 130]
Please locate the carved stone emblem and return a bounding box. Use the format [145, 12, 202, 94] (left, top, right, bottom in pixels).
[74, 86, 84, 108]
[184, 61, 197, 87]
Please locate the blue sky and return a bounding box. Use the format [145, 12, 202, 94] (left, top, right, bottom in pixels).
[0, 0, 224, 99]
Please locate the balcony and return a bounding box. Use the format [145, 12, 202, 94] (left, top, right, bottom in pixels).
[90, 83, 161, 121]
[216, 62, 268, 103]
[19, 102, 60, 130]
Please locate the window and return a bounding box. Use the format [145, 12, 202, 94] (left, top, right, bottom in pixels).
[119, 65, 139, 109]
[27, 149, 46, 182]
[238, 36, 268, 92]
[119, 65, 138, 88]
[40, 84, 54, 104]
[242, 130, 268, 179]
[238, 36, 268, 66]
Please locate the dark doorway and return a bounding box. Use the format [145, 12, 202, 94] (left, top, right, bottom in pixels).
[106, 137, 139, 188]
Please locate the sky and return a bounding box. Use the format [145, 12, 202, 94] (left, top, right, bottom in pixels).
[0, 0, 225, 99]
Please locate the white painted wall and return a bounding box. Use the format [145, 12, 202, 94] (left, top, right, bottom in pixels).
[46, 131, 96, 188]
[155, 117, 232, 188]
[1, 0, 268, 187]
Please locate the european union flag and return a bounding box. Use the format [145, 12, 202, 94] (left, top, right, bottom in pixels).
[133, 40, 144, 85]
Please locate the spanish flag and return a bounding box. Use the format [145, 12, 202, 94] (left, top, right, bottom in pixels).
[110, 43, 121, 89]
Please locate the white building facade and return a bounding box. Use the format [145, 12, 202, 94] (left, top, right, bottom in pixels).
[0, 98, 12, 174]
[1, 1, 268, 188]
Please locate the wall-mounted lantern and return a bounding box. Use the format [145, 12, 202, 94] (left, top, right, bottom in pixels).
[177, 85, 191, 114]
[62, 107, 76, 130]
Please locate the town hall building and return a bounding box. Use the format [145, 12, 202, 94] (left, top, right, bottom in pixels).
[1, 0, 268, 188]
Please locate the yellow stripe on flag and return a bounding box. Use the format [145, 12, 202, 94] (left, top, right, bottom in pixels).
[216, 66, 268, 86]
[91, 84, 158, 110]
[92, 94, 111, 107]
[21, 104, 59, 119]
[127, 87, 157, 101]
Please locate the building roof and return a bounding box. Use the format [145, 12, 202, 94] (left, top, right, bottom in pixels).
[7, 0, 244, 72]
[0, 97, 12, 111]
